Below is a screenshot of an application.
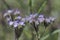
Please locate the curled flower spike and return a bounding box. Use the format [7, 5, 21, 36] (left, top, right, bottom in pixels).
[3, 9, 56, 29]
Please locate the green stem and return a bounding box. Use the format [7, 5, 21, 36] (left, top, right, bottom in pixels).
[37, 0, 47, 14]
[2, 0, 11, 9]
[29, 0, 32, 13]
[36, 31, 39, 40]
[14, 27, 18, 40]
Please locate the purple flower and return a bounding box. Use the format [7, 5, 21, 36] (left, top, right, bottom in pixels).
[14, 9, 20, 15]
[45, 18, 51, 23]
[14, 19, 20, 23]
[15, 16, 21, 20]
[13, 22, 18, 28]
[8, 21, 14, 26]
[27, 14, 38, 23]
[3, 10, 13, 17]
[25, 16, 32, 22]
[19, 21, 25, 26]
[29, 13, 38, 18]
[39, 15, 44, 18]
[25, 16, 30, 22]
[49, 17, 55, 22]
[7, 10, 13, 14]
[29, 19, 33, 23]
[38, 17, 45, 23]
[45, 17, 55, 23]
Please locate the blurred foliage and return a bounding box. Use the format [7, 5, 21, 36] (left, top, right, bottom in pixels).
[0, 0, 60, 40]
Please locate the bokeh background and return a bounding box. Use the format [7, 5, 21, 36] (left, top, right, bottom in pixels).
[0, 0, 60, 40]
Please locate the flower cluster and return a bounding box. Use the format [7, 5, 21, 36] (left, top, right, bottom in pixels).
[3, 9, 56, 28]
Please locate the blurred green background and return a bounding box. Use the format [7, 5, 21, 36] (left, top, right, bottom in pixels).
[0, 0, 60, 40]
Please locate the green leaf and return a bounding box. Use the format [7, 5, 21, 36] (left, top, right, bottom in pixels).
[40, 29, 60, 40]
[37, 0, 47, 14]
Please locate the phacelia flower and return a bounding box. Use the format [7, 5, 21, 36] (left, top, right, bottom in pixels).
[3, 10, 13, 17]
